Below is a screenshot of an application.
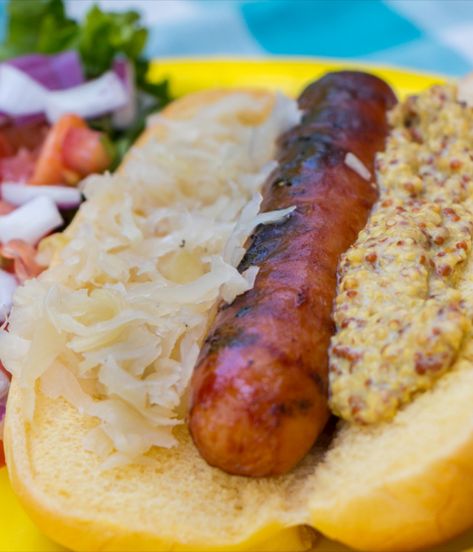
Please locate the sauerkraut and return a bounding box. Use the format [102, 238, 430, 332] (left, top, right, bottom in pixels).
[0, 92, 300, 467]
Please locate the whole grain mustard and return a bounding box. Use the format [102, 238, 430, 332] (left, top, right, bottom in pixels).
[329, 84, 473, 424]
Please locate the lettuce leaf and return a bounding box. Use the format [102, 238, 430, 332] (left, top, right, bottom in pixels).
[0, 0, 78, 59]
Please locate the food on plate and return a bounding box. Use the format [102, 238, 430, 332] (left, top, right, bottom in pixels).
[3, 86, 301, 461]
[30, 114, 113, 186]
[4, 68, 473, 552]
[330, 84, 473, 424]
[189, 71, 395, 477]
[0, 0, 171, 462]
[2, 86, 312, 551]
[0, 61, 117, 185]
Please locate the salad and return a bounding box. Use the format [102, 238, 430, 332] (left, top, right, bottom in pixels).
[0, 0, 170, 463]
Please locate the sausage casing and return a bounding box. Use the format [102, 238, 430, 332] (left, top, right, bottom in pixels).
[188, 72, 397, 476]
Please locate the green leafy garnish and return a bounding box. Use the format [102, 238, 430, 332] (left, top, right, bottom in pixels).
[0, 0, 171, 165]
[0, 0, 78, 59]
[77, 6, 148, 79]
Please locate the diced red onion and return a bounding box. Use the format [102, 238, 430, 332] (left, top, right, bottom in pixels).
[0, 113, 45, 127]
[6, 51, 84, 91]
[112, 58, 137, 130]
[45, 71, 128, 123]
[1, 183, 82, 209]
[0, 269, 17, 323]
[0, 196, 63, 245]
[0, 52, 85, 126]
[0, 59, 128, 124]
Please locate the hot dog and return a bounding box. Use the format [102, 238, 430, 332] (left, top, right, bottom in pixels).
[188, 71, 397, 477]
[8, 73, 473, 552]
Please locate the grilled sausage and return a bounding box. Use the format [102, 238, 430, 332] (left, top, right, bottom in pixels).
[188, 72, 397, 477]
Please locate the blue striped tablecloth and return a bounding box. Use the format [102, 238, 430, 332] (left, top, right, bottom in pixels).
[1, 0, 472, 76]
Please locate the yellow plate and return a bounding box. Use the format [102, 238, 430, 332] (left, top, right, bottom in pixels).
[149, 56, 446, 100]
[1, 57, 470, 552]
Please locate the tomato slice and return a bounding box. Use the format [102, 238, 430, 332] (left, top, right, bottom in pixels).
[62, 126, 113, 177]
[0, 201, 15, 215]
[30, 114, 87, 185]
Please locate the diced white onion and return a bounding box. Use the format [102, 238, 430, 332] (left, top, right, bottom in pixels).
[0, 196, 63, 245]
[2, 183, 82, 209]
[0, 64, 128, 123]
[0, 65, 47, 116]
[45, 71, 128, 123]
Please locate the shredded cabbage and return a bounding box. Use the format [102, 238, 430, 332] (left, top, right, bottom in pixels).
[0, 92, 300, 467]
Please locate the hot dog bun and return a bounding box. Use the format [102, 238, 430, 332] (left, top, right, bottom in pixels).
[5, 88, 473, 552]
[8, 348, 473, 552]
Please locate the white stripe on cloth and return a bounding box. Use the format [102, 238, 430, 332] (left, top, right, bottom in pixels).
[438, 23, 473, 65]
[387, 0, 473, 32]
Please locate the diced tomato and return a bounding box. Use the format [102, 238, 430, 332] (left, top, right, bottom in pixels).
[0, 117, 111, 186]
[0, 122, 49, 183]
[0, 134, 14, 159]
[0, 122, 49, 154]
[62, 126, 113, 177]
[0, 147, 39, 183]
[0, 201, 15, 215]
[0, 121, 49, 163]
[30, 114, 87, 185]
[0, 239, 45, 282]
